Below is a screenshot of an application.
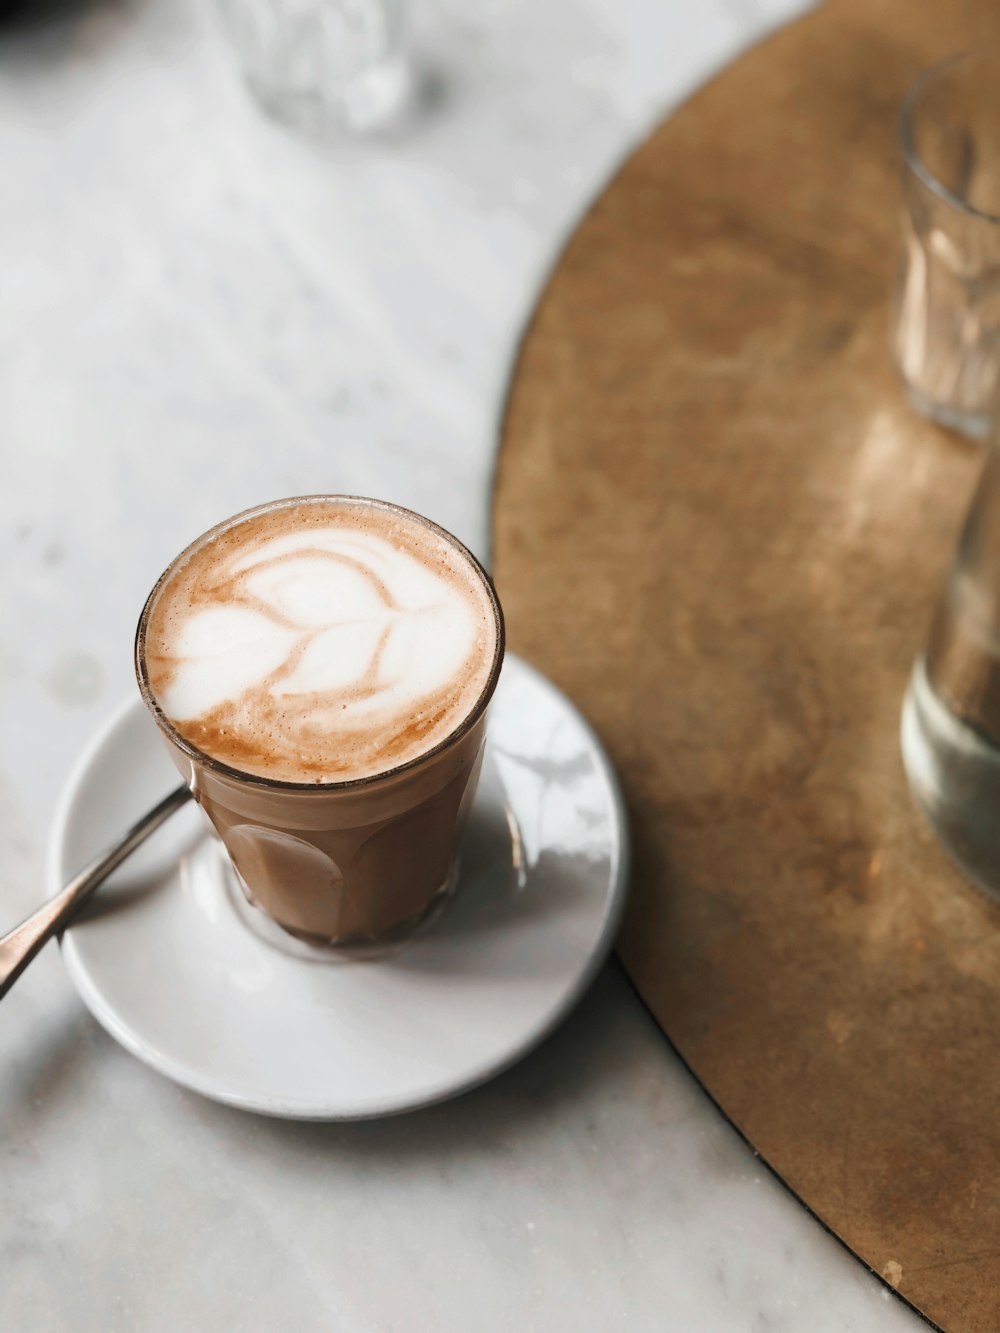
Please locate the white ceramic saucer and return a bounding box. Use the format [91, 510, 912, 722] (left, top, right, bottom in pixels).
[50, 654, 628, 1120]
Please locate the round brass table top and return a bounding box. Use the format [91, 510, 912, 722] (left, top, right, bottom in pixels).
[493, 3, 997, 1328]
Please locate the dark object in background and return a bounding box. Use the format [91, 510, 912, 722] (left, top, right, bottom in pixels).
[0, 0, 100, 28]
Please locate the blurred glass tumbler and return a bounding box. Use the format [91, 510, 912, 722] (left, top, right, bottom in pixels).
[892, 54, 1000, 439]
[218, 0, 411, 133]
[902, 433, 1000, 897]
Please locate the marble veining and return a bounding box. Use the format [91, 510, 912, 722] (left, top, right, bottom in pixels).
[0, 0, 919, 1328]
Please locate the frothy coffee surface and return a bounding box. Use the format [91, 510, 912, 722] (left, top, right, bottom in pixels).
[143, 500, 498, 783]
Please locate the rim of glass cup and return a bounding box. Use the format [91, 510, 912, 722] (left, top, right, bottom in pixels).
[901, 52, 1000, 226]
[135, 495, 506, 794]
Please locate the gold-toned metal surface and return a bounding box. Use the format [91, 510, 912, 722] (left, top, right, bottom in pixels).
[492, 2, 1000, 1329]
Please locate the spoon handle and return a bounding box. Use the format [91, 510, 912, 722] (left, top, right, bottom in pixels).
[0, 785, 192, 1000]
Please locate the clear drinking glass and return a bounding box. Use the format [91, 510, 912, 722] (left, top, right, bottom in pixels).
[892, 54, 1000, 439]
[217, 0, 411, 133]
[136, 497, 505, 954]
[902, 429, 1000, 896]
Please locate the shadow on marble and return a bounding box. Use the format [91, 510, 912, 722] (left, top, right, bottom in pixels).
[192, 959, 640, 1151]
[0, 993, 101, 1127]
[0, 957, 640, 1160]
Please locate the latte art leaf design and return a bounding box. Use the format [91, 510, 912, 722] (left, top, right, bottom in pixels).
[145, 512, 495, 782]
[227, 548, 407, 701]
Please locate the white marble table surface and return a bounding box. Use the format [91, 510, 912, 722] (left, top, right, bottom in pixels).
[1, 1, 923, 1329]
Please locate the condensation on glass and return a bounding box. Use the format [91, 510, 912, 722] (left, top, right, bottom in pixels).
[892, 54, 1000, 440]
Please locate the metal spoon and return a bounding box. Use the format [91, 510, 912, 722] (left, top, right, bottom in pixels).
[0, 785, 192, 1000]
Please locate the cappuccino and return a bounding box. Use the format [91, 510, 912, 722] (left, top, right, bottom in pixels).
[136, 497, 504, 947]
[142, 498, 498, 784]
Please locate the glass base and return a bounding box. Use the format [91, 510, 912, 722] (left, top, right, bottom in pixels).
[246, 56, 413, 135]
[903, 382, 991, 442]
[218, 840, 459, 962]
[901, 657, 1000, 900]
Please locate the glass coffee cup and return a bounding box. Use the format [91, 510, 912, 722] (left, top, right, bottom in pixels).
[135, 496, 504, 953]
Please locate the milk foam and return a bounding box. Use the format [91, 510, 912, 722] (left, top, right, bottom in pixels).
[143, 501, 499, 783]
